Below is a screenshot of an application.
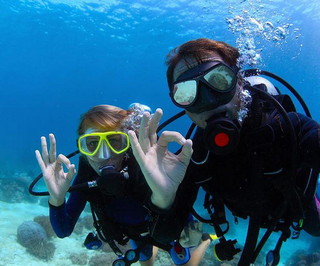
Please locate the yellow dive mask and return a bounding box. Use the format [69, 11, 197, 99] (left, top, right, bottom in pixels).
[78, 131, 130, 157]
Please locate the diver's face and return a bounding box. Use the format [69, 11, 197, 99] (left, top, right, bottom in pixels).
[173, 54, 239, 129]
[83, 128, 125, 175]
[87, 151, 124, 175]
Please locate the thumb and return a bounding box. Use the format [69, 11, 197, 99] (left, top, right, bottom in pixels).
[177, 139, 193, 165]
[66, 164, 76, 183]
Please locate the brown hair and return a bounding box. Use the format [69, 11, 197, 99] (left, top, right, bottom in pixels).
[166, 38, 240, 88]
[77, 105, 130, 136]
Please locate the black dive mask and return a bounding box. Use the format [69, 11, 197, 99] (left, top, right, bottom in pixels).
[97, 165, 127, 197]
[170, 61, 238, 113]
[203, 114, 241, 155]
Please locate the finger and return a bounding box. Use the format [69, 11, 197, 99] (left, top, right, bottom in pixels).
[66, 164, 76, 183]
[49, 133, 57, 164]
[139, 112, 151, 150]
[149, 108, 163, 145]
[35, 150, 46, 173]
[157, 131, 186, 149]
[128, 130, 147, 167]
[41, 136, 50, 165]
[177, 139, 193, 165]
[56, 154, 71, 173]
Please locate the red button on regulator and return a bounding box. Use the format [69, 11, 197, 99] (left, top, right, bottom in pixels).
[214, 133, 230, 147]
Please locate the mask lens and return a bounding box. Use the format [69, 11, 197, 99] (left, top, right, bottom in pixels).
[106, 133, 129, 153]
[204, 65, 236, 92]
[79, 135, 101, 155]
[79, 132, 130, 156]
[173, 80, 197, 106]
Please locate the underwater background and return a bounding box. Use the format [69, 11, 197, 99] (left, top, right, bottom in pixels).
[0, 0, 320, 265]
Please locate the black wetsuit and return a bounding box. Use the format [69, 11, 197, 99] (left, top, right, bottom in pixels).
[49, 155, 152, 239]
[170, 91, 320, 238]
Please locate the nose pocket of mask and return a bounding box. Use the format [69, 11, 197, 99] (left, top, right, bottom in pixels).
[97, 141, 111, 159]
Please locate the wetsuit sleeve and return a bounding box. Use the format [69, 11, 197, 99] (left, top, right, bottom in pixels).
[49, 174, 87, 238]
[148, 170, 200, 244]
[288, 112, 320, 169]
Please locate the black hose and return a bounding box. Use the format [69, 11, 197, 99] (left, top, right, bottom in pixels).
[157, 110, 186, 133]
[251, 87, 297, 184]
[243, 69, 311, 118]
[238, 216, 261, 266]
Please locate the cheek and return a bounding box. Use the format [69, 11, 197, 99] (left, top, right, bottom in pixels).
[186, 111, 206, 128]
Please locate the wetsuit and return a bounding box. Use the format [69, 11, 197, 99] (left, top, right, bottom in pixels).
[49, 155, 191, 265]
[169, 89, 320, 238]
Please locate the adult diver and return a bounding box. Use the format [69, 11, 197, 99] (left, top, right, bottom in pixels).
[128, 38, 320, 266]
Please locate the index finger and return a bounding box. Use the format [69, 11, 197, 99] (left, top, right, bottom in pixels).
[157, 131, 186, 148]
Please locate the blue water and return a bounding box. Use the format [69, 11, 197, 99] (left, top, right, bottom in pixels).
[0, 0, 320, 264]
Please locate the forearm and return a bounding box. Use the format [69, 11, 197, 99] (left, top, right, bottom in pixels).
[49, 190, 86, 238]
[49, 201, 72, 238]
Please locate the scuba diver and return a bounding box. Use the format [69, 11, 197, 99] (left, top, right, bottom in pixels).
[128, 38, 320, 266]
[34, 104, 210, 266]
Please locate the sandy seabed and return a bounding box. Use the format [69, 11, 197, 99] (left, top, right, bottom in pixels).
[0, 200, 175, 266]
[0, 200, 311, 266]
[0, 200, 118, 266]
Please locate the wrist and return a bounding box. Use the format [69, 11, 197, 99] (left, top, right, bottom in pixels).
[49, 197, 65, 207]
[151, 193, 175, 210]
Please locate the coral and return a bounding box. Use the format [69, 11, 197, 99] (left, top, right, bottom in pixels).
[89, 252, 116, 266]
[285, 250, 320, 266]
[69, 252, 88, 265]
[34, 215, 56, 238]
[28, 241, 56, 260]
[0, 177, 37, 203]
[17, 220, 56, 261]
[17, 220, 47, 247]
[80, 215, 94, 230]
